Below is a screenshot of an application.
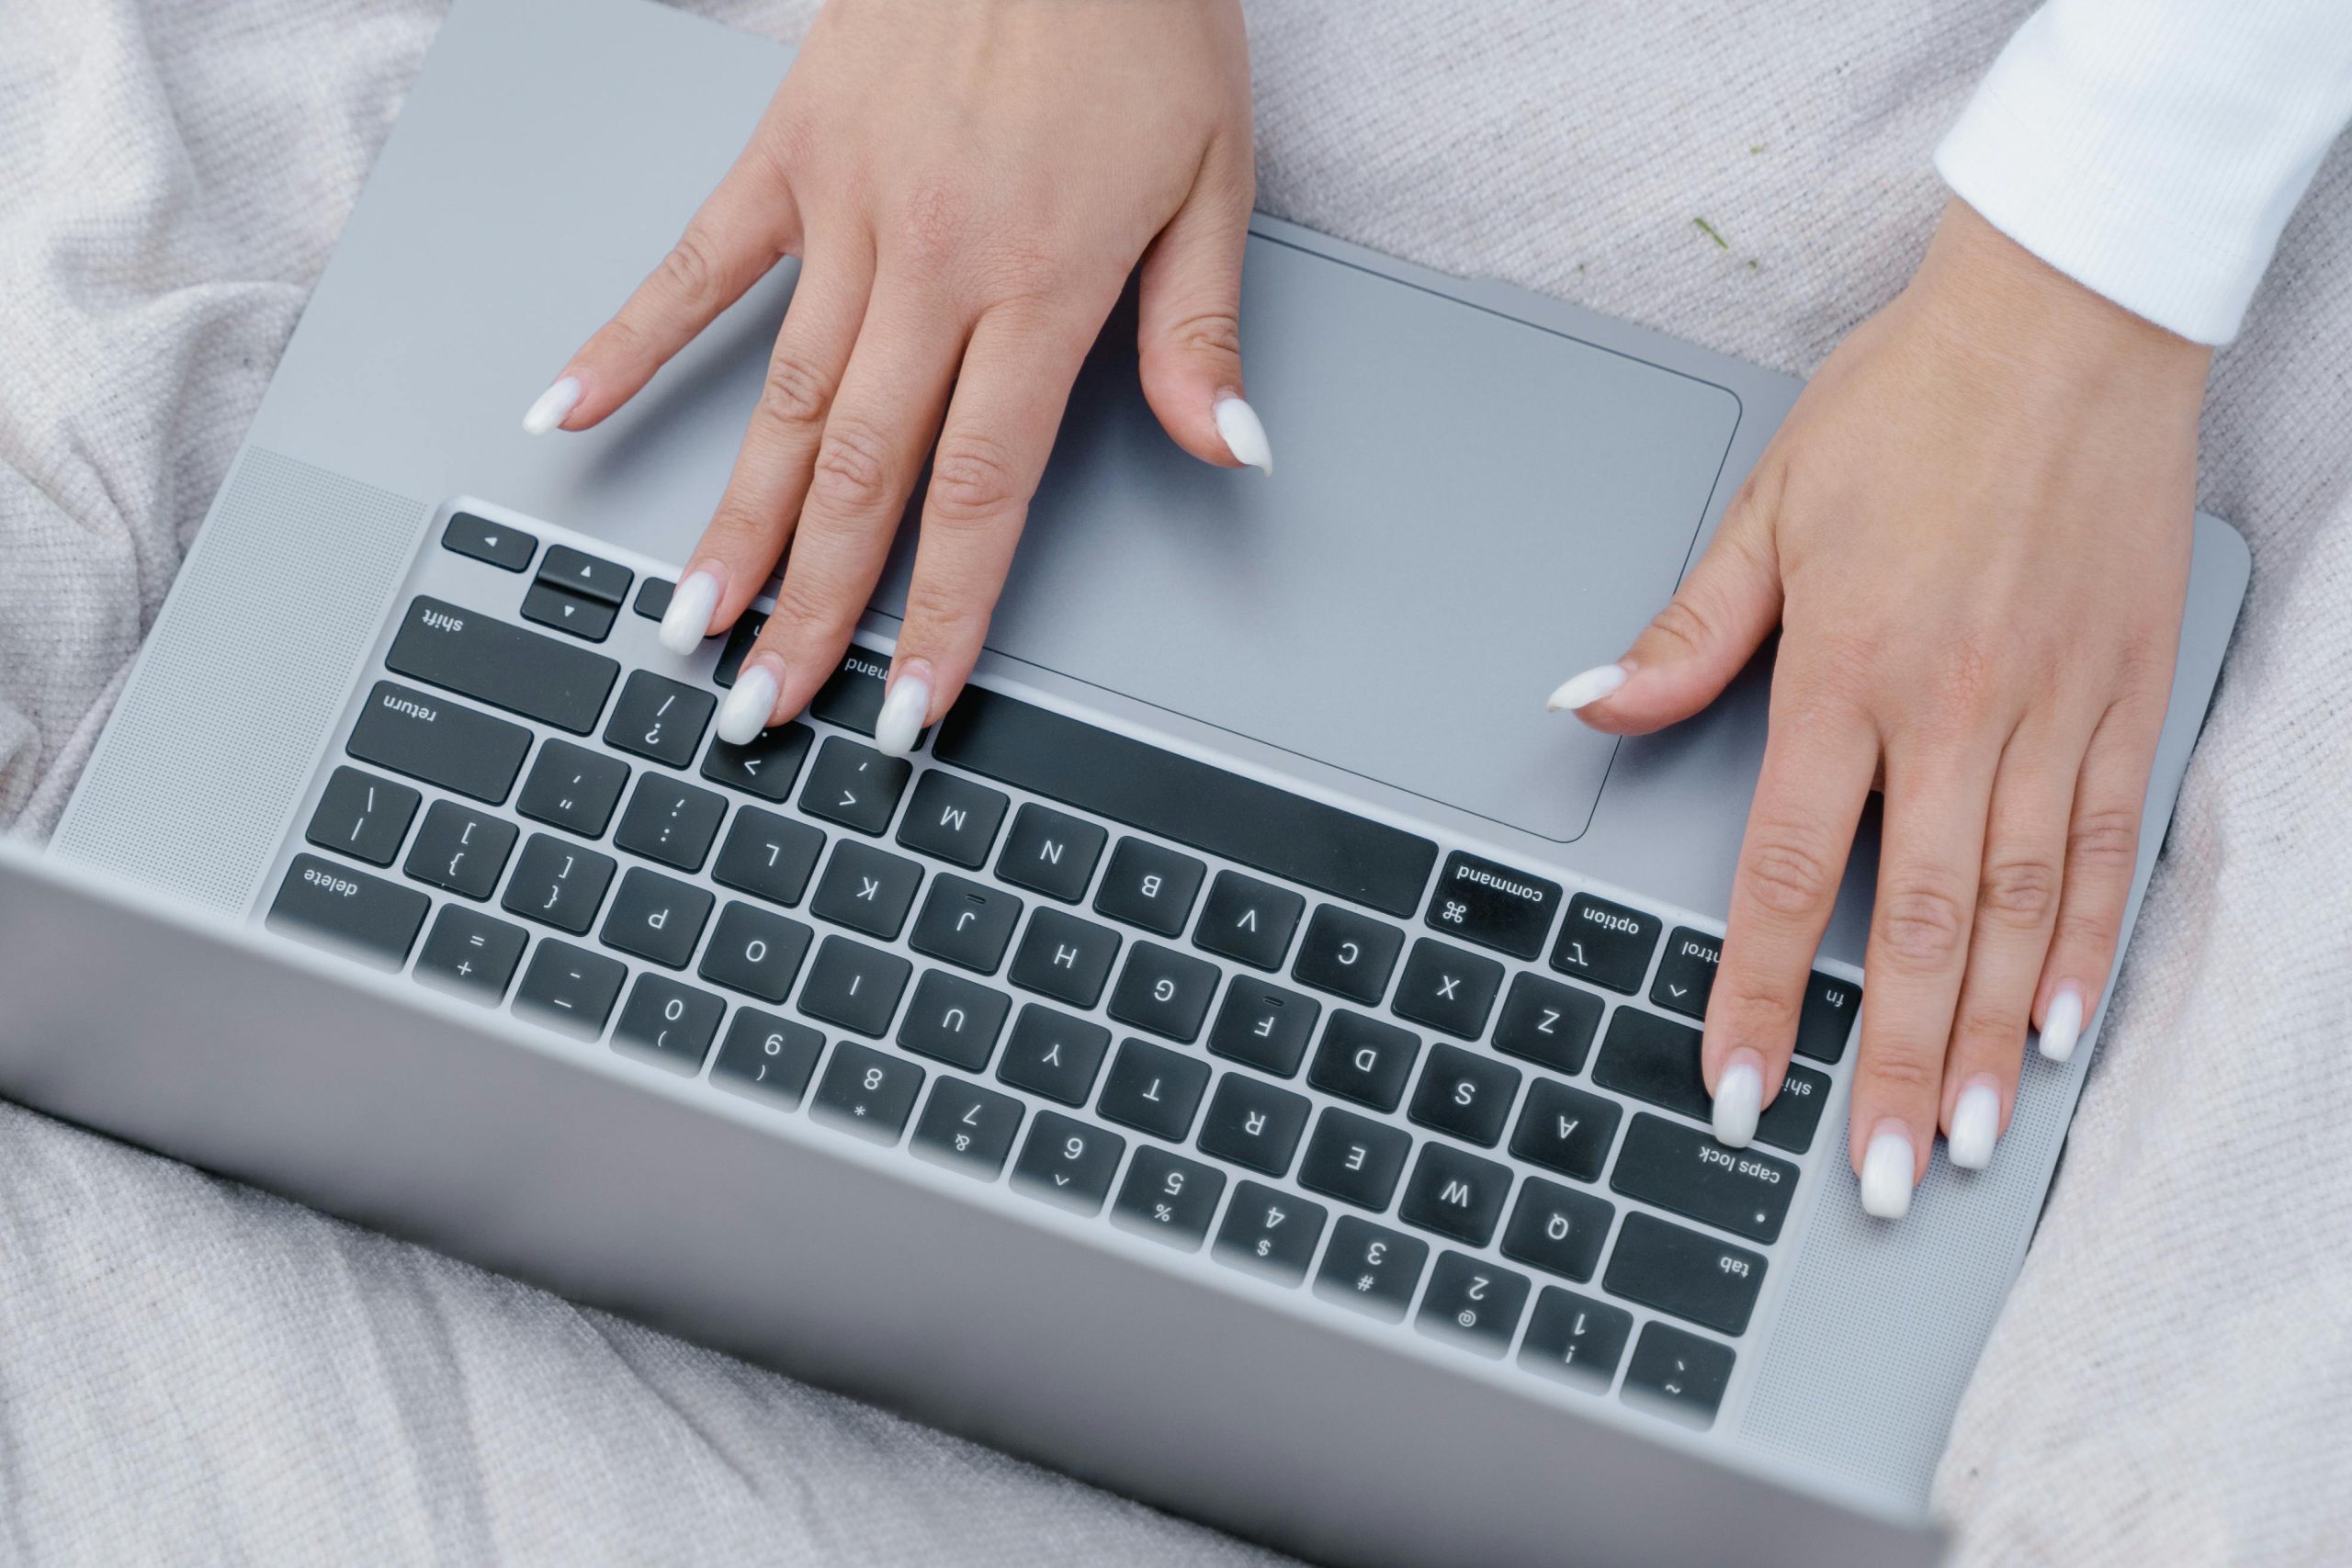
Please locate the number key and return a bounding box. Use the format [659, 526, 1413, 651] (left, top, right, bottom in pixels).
[1011, 1111, 1125, 1215]
[1111, 1145, 1226, 1249]
[809, 1041, 925, 1144]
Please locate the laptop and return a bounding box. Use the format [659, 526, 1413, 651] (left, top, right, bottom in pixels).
[0, 1, 2248, 1562]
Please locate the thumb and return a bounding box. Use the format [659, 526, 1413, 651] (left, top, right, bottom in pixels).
[1136, 143, 1267, 472]
[1552, 486, 1783, 735]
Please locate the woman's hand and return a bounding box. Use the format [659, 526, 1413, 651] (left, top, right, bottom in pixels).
[526, 0, 1263, 751]
[1552, 199, 2211, 1217]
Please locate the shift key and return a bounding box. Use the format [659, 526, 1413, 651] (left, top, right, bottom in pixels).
[386, 595, 618, 735]
[347, 682, 533, 804]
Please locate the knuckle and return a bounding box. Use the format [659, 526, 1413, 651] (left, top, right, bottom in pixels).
[703, 502, 776, 558]
[926, 433, 1023, 528]
[768, 570, 860, 644]
[1159, 308, 1243, 366]
[1858, 1048, 1942, 1100]
[808, 415, 896, 513]
[2068, 806, 2141, 874]
[1715, 981, 1801, 1037]
[1738, 830, 1840, 920]
[757, 352, 834, 430]
[894, 175, 973, 271]
[1951, 1000, 2028, 1052]
[1977, 854, 2061, 927]
[1645, 593, 1716, 660]
[1874, 878, 1970, 970]
[657, 225, 727, 308]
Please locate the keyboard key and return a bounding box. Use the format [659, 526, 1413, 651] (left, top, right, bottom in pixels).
[442, 511, 535, 571]
[710, 807, 824, 908]
[1112, 1145, 1226, 1249]
[1105, 942, 1220, 1043]
[809, 840, 924, 941]
[1551, 894, 1662, 994]
[1795, 971, 1861, 1064]
[810, 1041, 924, 1143]
[501, 834, 616, 935]
[614, 774, 728, 872]
[1296, 1108, 1411, 1212]
[1650, 926, 1721, 1020]
[1604, 1212, 1766, 1337]
[1491, 973, 1603, 1075]
[539, 544, 631, 604]
[603, 671, 716, 769]
[631, 577, 673, 621]
[713, 610, 765, 688]
[1509, 1077, 1622, 1183]
[1095, 1038, 1212, 1142]
[384, 599, 619, 735]
[797, 936, 911, 1037]
[1518, 1288, 1634, 1393]
[911, 1077, 1024, 1177]
[800, 737, 911, 835]
[698, 899, 813, 1002]
[1195, 1074, 1311, 1177]
[516, 739, 630, 838]
[995, 1004, 1111, 1105]
[1499, 1177, 1614, 1282]
[1289, 905, 1404, 1005]
[1214, 1182, 1328, 1286]
[266, 854, 430, 971]
[402, 799, 518, 900]
[522, 581, 616, 641]
[1416, 1251, 1532, 1358]
[1011, 1111, 1125, 1214]
[305, 767, 419, 867]
[1193, 871, 1303, 971]
[1623, 1323, 1736, 1428]
[701, 723, 814, 803]
[1611, 1113, 1797, 1245]
[1425, 852, 1562, 961]
[933, 686, 1440, 917]
[347, 682, 532, 805]
[1009, 908, 1121, 1009]
[1091, 839, 1205, 936]
[611, 974, 726, 1074]
[511, 940, 627, 1040]
[897, 971, 1012, 1070]
[1398, 1142, 1513, 1247]
[894, 770, 1009, 867]
[1590, 1008, 1829, 1155]
[1306, 1010, 1421, 1112]
[1313, 1216, 1429, 1322]
[1391, 938, 1503, 1040]
[599, 866, 714, 968]
[710, 1009, 824, 1108]
[1205, 977, 1321, 1077]
[808, 643, 895, 733]
[1407, 1043, 1523, 1147]
[412, 906, 528, 1004]
[996, 803, 1106, 902]
[908, 874, 1023, 974]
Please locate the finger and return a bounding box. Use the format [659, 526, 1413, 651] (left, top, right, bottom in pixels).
[1936, 714, 2088, 1170]
[715, 278, 966, 743]
[1701, 660, 1878, 1147]
[1849, 737, 2001, 1220]
[2031, 688, 2167, 1066]
[1552, 476, 1783, 734]
[1136, 139, 1262, 470]
[875, 299, 1106, 755]
[527, 147, 800, 435]
[657, 242, 873, 657]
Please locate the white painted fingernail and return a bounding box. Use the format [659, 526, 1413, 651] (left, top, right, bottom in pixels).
[716, 656, 780, 745]
[658, 569, 721, 656]
[1947, 1078, 2001, 1170]
[874, 662, 931, 757]
[1860, 1123, 1916, 1220]
[2037, 984, 2086, 1063]
[1213, 393, 1272, 475]
[522, 375, 582, 436]
[1712, 1050, 1763, 1148]
[1545, 662, 1628, 713]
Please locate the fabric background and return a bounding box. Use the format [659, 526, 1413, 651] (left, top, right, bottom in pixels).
[4, 0, 2349, 1562]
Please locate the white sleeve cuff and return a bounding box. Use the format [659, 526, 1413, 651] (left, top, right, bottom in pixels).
[1936, 0, 2352, 344]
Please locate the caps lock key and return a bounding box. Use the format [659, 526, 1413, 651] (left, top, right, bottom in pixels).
[1423, 852, 1563, 961]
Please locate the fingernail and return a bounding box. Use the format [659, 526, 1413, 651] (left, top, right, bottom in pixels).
[874, 660, 931, 757]
[1545, 662, 1628, 713]
[1860, 1122, 1916, 1220]
[1947, 1077, 2001, 1170]
[2038, 984, 2086, 1063]
[658, 568, 721, 656]
[716, 654, 781, 745]
[1212, 392, 1273, 475]
[522, 375, 583, 436]
[1712, 1049, 1764, 1148]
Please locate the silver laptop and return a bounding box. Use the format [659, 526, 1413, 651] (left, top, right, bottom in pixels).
[0, 1, 2248, 1562]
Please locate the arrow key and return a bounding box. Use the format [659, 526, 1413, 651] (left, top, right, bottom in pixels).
[521, 580, 617, 642]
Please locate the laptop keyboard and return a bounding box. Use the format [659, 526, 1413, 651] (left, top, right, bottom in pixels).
[264, 508, 1863, 1433]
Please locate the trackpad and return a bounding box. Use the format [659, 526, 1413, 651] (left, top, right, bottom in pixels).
[876, 234, 1741, 843]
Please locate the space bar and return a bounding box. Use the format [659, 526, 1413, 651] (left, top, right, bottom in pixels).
[932, 686, 1439, 918]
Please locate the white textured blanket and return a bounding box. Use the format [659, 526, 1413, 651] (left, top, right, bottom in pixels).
[5, 1, 2348, 1562]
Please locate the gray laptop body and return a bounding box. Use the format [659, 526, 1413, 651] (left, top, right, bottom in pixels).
[0, 1, 2247, 1563]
